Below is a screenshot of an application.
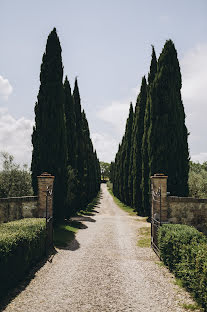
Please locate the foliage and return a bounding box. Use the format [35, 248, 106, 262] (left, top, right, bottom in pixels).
[111, 41, 189, 217]
[100, 162, 110, 180]
[107, 182, 137, 216]
[141, 46, 157, 216]
[0, 218, 46, 297]
[0, 152, 33, 197]
[188, 161, 207, 198]
[132, 77, 147, 213]
[31, 28, 100, 222]
[31, 28, 68, 221]
[148, 40, 189, 196]
[158, 224, 207, 310]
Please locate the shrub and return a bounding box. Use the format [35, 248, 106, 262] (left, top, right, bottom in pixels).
[0, 218, 46, 297]
[158, 224, 207, 310]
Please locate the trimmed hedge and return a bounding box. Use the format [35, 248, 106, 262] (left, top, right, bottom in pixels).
[158, 224, 207, 310]
[0, 218, 46, 297]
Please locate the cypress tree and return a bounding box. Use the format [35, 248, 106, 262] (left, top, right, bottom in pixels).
[132, 77, 147, 214]
[123, 103, 134, 204]
[64, 76, 76, 168]
[31, 28, 68, 221]
[141, 46, 157, 216]
[148, 40, 189, 196]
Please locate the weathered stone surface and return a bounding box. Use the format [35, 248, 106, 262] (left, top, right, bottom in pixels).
[168, 197, 207, 234]
[0, 196, 38, 223]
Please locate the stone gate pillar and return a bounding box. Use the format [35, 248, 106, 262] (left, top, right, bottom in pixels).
[37, 172, 54, 218]
[151, 173, 168, 223]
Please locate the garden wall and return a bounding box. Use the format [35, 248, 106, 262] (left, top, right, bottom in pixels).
[151, 174, 207, 235]
[0, 172, 54, 223]
[168, 196, 207, 234]
[0, 196, 38, 223]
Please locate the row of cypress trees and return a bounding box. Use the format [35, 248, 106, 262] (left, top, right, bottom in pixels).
[31, 28, 100, 222]
[111, 40, 189, 216]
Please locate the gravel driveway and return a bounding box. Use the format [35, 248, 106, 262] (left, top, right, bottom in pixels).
[3, 184, 199, 312]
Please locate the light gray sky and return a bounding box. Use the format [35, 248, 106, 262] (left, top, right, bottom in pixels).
[0, 0, 207, 165]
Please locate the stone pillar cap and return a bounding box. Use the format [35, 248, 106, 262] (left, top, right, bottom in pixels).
[37, 172, 55, 178]
[151, 173, 168, 178]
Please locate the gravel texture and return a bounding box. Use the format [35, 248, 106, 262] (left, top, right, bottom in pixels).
[3, 184, 200, 312]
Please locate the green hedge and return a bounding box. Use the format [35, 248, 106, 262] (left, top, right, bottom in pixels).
[158, 224, 207, 310]
[0, 218, 46, 297]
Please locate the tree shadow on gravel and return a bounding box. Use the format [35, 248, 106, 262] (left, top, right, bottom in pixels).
[0, 247, 57, 312]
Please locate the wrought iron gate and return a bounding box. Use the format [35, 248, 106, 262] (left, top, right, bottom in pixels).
[151, 186, 161, 257]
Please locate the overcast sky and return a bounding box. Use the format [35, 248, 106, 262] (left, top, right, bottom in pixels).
[0, 0, 207, 166]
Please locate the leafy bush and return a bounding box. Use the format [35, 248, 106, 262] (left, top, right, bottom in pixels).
[188, 161, 207, 198]
[0, 152, 33, 198]
[0, 218, 46, 297]
[158, 224, 207, 310]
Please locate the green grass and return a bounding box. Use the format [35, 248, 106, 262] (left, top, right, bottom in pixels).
[137, 227, 151, 247]
[107, 182, 137, 216]
[181, 303, 203, 311]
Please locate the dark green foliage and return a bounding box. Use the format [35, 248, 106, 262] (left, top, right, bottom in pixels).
[111, 41, 189, 216]
[31, 28, 68, 221]
[158, 224, 207, 310]
[32, 29, 100, 221]
[0, 218, 46, 298]
[112, 104, 134, 206]
[132, 77, 147, 214]
[141, 46, 157, 216]
[148, 40, 189, 196]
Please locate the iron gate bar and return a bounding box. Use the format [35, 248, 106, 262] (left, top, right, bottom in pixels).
[151, 185, 161, 258]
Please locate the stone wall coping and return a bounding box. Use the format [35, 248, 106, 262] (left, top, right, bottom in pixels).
[37, 172, 55, 179]
[151, 175, 168, 179]
[168, 196, 207, 204]
[0, 196, 38, 202]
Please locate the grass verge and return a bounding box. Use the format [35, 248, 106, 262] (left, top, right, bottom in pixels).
[106, 182, 137, 216]
[54, 192, 101, 247]
[137, 227, 151, 247]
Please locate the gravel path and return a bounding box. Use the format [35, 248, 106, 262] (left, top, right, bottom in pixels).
[3, 184, 199, 312]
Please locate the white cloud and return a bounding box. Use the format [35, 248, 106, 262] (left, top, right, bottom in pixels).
[0, 75, 13, 100]
[0, 108, 34, 166]
[91, 132, 118, 163]
[97, 84, 139, 134]
[191, 152, 207, 164]
[181, 43, 207, 161]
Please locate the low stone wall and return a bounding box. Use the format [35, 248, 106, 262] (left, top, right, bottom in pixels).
[167, 196, 207, 234]
[0, 196, 38, 223]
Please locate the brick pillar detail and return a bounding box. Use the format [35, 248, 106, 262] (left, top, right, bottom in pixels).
[37, 172, 55, 218]
[151, 173, 168, 223]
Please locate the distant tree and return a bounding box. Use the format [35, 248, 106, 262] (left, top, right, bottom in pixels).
[31, 28, 68, 222]
[100, 162, 110, 180]
[188, 161, 207, 198]
[0, 152, 33, 198]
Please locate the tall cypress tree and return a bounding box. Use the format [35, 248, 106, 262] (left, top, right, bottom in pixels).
[64, 76, 76, 168]
[141, 46, 157, 216]
[148, 40, 189, 196]
[31, 28, 68, 221]
[123, 103, 134, 204]
[132, 76, 147, 214]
